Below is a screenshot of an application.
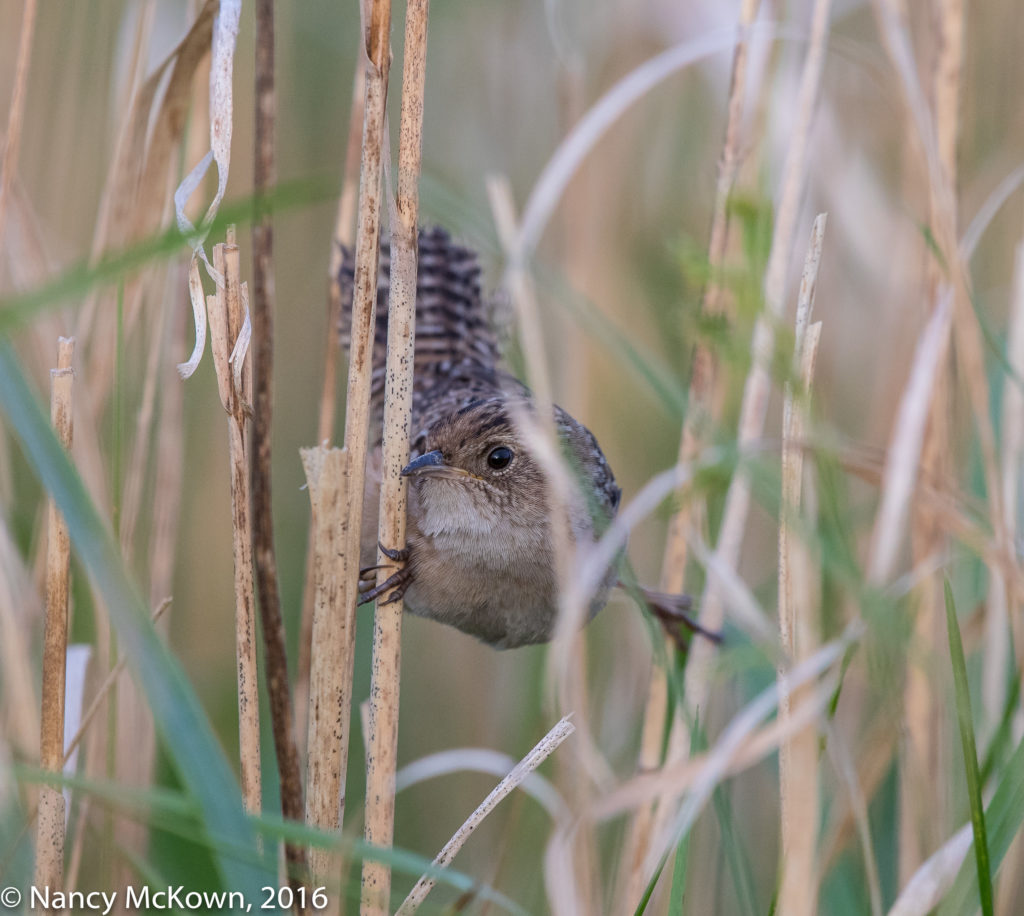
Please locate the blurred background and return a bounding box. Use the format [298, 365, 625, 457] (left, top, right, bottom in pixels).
[2, 0, 1024, 913]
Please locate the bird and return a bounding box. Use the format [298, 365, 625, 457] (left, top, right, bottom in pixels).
[340, 226, 710, 650]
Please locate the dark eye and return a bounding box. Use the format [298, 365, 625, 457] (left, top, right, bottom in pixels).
[486, 446, 513, 470]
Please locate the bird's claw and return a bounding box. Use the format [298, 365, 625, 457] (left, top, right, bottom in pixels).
[359, 542, 413, 605]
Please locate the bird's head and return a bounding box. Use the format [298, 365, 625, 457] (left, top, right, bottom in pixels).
[402, 398, 548, 530]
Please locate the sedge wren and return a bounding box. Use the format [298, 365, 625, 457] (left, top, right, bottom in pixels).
[341, 227, 700, 650]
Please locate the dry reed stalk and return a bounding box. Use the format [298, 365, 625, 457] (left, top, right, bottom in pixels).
[777, 215, 825, 916]
[34, 336, 74, 902]
[324, 0, 391, 897]
[208, 233, 261, 813]
[618, 7, 763, 905]
[296, 56, 367, 753]
[361, 1, 429, 911]
[684, 0, 833, 714]
[0, 0, 36, 262]
[300, 445, 350, 911]
[899, 0, 964, 880]
[395, 716, 576, 916]
[250, 0, 306, 891]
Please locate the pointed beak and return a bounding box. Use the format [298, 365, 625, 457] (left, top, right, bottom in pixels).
[401, 450, 478, 480]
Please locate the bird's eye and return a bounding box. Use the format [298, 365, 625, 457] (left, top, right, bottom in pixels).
[486, 446, 514, 470]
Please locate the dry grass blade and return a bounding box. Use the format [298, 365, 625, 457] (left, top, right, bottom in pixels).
[867, 288, 954, 585]
[62, 599, 172, 767]
[594, 657, 836, 820]
[623, 9, 763, 899]
[34, 336, 74, 899]
[362, 1, 429, 911]
[395, 717, 576, 916]
[0, 519, 40, 759]
[491, 176, 601, 913]
[899, 0, 964, 880]
[208, 232, 261, 814]
[0, 0, 36, 265]
[888, 823, 973, 916]
[684, 0, 833, 738]
[301, 445, 351, 910]
[639, 631, 853, 878]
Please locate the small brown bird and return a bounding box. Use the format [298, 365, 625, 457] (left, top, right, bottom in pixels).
[341, 227, 704, 649]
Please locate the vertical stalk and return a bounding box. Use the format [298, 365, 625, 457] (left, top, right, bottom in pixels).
[301, 446, 350, 915]
[361, 1, 430, 912]
[34, 336, 75, 903]
[208, 235, 261, 814]
[777, 217, 826, 916]
[330, 0, 392, 897]
[251, 0, 307, 893]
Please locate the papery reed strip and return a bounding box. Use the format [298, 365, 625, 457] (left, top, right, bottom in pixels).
[34, 336, 74, 903]
[622, 4, 761, 904]
[208, 233, 261, 813]
[396, 716, 576, 916]
[250, 0, 307, 892]
[777, 217, 826, 916]
[362, 1, 429, 911]
[301, 447, 350, 914]
[297, 57, 367, 750]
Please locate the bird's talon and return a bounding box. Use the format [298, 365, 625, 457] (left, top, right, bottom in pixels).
[378, 541, 410, 562]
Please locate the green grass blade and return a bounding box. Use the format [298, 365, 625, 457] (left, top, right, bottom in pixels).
[944, 580, 994, 916]
[0, 176, 334, 334]
[0, 340, 272, 897]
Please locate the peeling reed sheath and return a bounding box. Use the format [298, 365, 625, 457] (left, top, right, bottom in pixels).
[251, 0, 307, 892]
[362, 1, 430, 912]
[34, 336, 74, 900]
[208, 233, 261, 814]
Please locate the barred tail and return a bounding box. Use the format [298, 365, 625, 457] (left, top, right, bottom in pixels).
[338, 226, 500, 409]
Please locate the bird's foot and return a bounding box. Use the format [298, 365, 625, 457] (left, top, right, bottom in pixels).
[359, 542, 413, 605]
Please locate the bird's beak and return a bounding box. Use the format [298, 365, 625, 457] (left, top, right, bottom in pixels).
[401, 449, 479, 480]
